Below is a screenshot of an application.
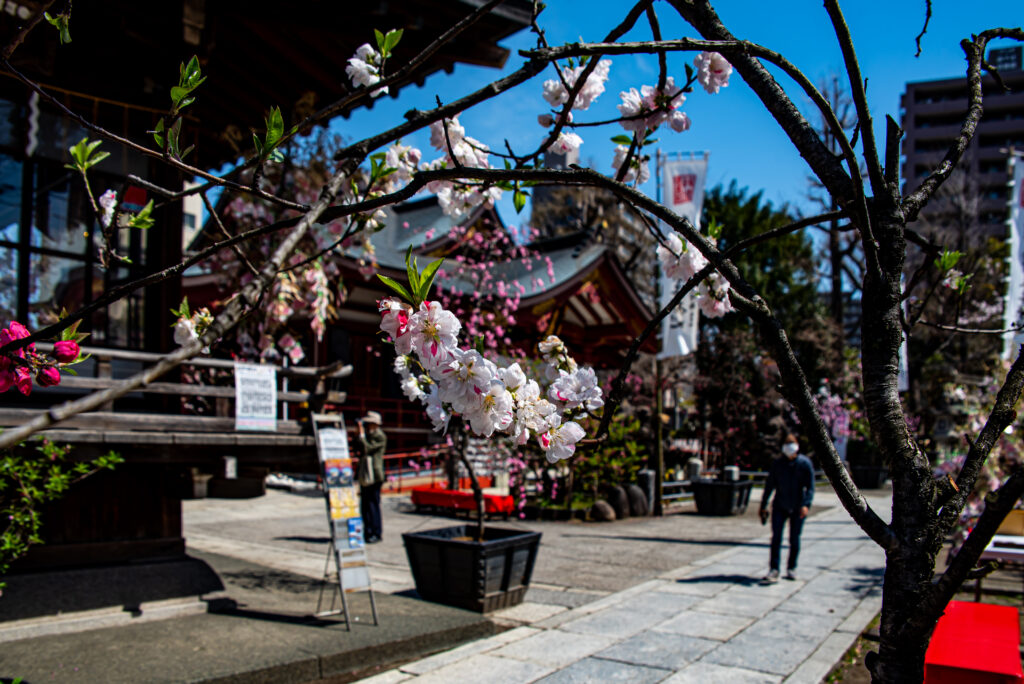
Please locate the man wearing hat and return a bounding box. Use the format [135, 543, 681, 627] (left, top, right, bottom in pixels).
[357, 411, 387, 543]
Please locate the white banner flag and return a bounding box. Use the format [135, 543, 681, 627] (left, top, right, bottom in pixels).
[1005, 154, 1024, 359]
[659, 155, 708, 359]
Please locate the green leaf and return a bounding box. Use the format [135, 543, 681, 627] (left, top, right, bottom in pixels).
[182, 56, 203, 87]
[170, 296, 190, 321]
[684, 63, 694, 81]
[170, 86, 189, 106]
[66, 137, 108, 172]
[405, 245, 421, 298]
[376, 274, 413, 303]
[128, 200, 155, 230]
[151, 119, 166, 148]
[418, 258, 445, 302]
[44, 11, 71, 44]
[610, 134, 633, 145]
[513, 188, 528, 214]
[374, 29, 386, 54]
[383, 28, 404, 57]
[265, 106, 284, 147]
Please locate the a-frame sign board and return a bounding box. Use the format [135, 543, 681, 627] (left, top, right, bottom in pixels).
[311, 413, 378, 628]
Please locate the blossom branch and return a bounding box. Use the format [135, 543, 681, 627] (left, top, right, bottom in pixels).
[0, 59, 311, 213]
[932, 348, 1024, 546]
[0, 154, 363, 450]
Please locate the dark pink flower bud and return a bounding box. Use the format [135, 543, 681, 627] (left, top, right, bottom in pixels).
[36, 367, 61, 387]
[7, 321, 29, 340]
[53, 340, 80, 363]
[0, 367, 13, 393]
[14, 366, 32, 395]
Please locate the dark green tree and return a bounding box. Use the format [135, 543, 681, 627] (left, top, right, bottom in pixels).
[691, 183, 838, 469]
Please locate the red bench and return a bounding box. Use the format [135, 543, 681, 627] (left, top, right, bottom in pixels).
[410, 483, 514, 517]
[925, 600, 1023, 683]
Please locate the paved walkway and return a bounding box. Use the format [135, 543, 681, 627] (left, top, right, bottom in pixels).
[355, 499, 887, 684]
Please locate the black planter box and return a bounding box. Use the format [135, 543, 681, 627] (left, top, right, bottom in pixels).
[690, 479, 753, 516]
[850, 464, 888, 489]
[402, 525, 542, 613]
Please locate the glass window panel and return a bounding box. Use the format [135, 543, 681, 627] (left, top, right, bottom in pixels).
[30, 163, 89, 255]
[0, 99, 21, 149]
[0, 154, 21, 243]
[27, 252, 86, 330]
[0, 245, 17, 323]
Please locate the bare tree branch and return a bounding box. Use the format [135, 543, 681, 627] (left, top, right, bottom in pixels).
[914, 0, 933, 58]
[902, 28, 1024, 221]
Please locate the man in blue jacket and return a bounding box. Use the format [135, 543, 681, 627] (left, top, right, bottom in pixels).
[760, 432, 814, 582]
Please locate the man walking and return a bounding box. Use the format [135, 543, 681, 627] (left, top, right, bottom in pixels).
[760, 432, 814, 582]
[357, 411, 386, 544]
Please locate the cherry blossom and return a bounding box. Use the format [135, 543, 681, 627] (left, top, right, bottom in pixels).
[408, 300, 461, 371]
[694, 52, 732, 94]
[378, 298, 599, 462]
[541, 59, 612, 111]
[98, 189, 117, 228]
[379, 297, 414, 354]
[657, 232, 708, 281]
[549, 366, 604, 412]
[346, 43, 388, 97]
[697, 271, 734, 318]
[548, 131, 583, 155]
[538, 419, 586, 463]
[610, 145, 650, 184]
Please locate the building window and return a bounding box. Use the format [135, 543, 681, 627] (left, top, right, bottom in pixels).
[0, 150, 148, 347]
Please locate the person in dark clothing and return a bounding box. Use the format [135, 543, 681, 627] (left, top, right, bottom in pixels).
[760, 432, 814, 582]
[357, 411, 387, 544]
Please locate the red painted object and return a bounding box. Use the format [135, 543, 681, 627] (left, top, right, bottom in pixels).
[410, 483, 514, 516]
[925, 600, 1023, 683]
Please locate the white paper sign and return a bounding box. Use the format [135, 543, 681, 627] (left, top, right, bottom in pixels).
[234, 363, 277, 431]
[659, 155, 709, 359]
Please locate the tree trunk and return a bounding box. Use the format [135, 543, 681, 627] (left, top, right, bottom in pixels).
[869, 542, 941, 682]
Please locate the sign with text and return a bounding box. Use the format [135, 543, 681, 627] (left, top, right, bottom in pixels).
[659, 155, 708, 359]
[234, 363, 277, 431]
[1007, 154, 1024, 358]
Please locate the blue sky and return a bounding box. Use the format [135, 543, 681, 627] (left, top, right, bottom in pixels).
[334, 1, 1021, 228]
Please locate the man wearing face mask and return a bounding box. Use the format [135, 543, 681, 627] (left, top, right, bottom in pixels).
[759, 433, 814, 583]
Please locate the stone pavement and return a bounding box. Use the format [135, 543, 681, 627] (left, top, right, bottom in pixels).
[354, 496, 887, 684]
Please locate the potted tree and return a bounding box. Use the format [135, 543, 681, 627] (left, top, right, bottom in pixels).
[381, 250, 599, 612]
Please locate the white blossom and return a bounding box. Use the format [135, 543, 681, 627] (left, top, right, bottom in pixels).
[173, 318, 197, 347]
[657, 232, 708, 282]
[539, 419, 586, 463]
[694, 52, 732, 94]
[611, 145, 650, 184]
[697, 271, 734, 318]
[548, 131, 583, 156]
[98, 189, 117, 228]
[549, 367, 604, 413]
[541, 59, 612, 111]
[379, 297, 414, 354]
[409, 301, 461, 372]
[346, 43, 388, 97]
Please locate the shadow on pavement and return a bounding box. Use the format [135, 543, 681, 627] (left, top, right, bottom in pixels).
[675, 573, 762, 587]
[560, 533, 769, 548]
[272, 535, 331, 544]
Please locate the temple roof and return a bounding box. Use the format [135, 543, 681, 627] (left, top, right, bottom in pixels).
[1, 0, 531, 169]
